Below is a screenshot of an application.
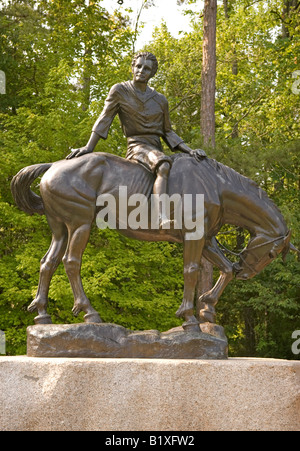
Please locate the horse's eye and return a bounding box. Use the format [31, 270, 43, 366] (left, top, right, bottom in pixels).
[269, 250, 277, 259]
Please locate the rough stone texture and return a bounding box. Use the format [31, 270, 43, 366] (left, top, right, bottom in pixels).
[26, 323, 228, 359]
[0, 356, 299, 431]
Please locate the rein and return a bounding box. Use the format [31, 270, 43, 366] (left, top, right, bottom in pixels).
[216, 234, 287, 274]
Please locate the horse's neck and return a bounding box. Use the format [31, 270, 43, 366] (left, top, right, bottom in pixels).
[223, 188, 287, 238]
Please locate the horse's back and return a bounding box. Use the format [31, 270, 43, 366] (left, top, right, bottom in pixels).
[169, 155, 221, 208]
[39, 152, 223, 228]
[41, 153, 106, 193]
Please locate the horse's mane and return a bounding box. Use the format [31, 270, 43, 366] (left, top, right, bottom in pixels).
[171, 154, 284, 220]
[206, 158, 266, 199]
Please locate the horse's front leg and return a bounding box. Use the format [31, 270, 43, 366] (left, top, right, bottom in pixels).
[176, 238, 204, 332]
[197, 237, 234, 323]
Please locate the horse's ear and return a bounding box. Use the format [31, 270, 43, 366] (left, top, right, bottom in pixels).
[290, 243, 300, 255]
[290, 243, 300, 254]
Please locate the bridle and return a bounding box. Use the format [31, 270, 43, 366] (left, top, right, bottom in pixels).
[216, 234, 288, 275]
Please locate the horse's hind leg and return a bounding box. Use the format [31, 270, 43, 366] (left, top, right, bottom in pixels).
[28, 218, 68, 324]
[176, 237, 205, 331]
[63, 223, 102, 323]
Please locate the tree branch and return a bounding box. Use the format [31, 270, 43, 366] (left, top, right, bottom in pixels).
[225, 88, 270, 139]
[169, 93, 200, 112]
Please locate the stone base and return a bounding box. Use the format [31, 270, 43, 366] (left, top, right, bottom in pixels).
[0, 357, 299, 431]
[26, 322, 228, 360]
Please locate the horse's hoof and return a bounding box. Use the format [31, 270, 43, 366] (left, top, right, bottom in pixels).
[34, 314, 52, 325]
[181, 313, 200, 333]
[199, 309, 216, 324]
[84, 312, 102, 324]
[182, 321, 201, 333]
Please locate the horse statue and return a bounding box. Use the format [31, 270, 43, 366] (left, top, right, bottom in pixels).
[11, 152, 293, 330]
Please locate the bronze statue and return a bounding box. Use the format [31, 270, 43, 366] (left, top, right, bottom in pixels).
[10, 52, 294, 331]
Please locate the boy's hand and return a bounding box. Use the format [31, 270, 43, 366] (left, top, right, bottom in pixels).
[194, 149, 207, 159]
[177, 143, 207, 161]
[190, 149, 207, 161]
[66, 147, 92, 160]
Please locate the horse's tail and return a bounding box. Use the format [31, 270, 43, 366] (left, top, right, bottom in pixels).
[11, 163, 52, 216]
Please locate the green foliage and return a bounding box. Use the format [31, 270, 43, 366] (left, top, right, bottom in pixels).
[0, 0, 299, 358]
[146, 22, 203, 143]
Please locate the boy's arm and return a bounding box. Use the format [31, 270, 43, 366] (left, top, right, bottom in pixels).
[161, 96, 207, 160]
[66, 132, 100, 159]
[66, 84, 120, 160]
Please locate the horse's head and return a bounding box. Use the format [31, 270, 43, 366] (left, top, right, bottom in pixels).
[235, 230, 292, 280]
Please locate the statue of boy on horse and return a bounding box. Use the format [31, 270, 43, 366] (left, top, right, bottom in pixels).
[11, 53, 295, 330]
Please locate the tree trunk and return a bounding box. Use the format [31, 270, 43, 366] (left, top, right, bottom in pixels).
[82, 46, 92, 112]
[200, 0, 217, 148]
[196, 0, 217, 321]
[81, 1, 93, 112]
[224, 0, 239, 138]
[281, 0, 298, 38]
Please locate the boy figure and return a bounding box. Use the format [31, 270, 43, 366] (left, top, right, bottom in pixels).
[67, 52, 205, 227]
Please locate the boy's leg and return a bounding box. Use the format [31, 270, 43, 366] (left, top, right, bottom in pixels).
[153, 162, 172, 229]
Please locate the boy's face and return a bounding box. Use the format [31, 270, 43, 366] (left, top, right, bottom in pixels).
[132, 57, 153, 84]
